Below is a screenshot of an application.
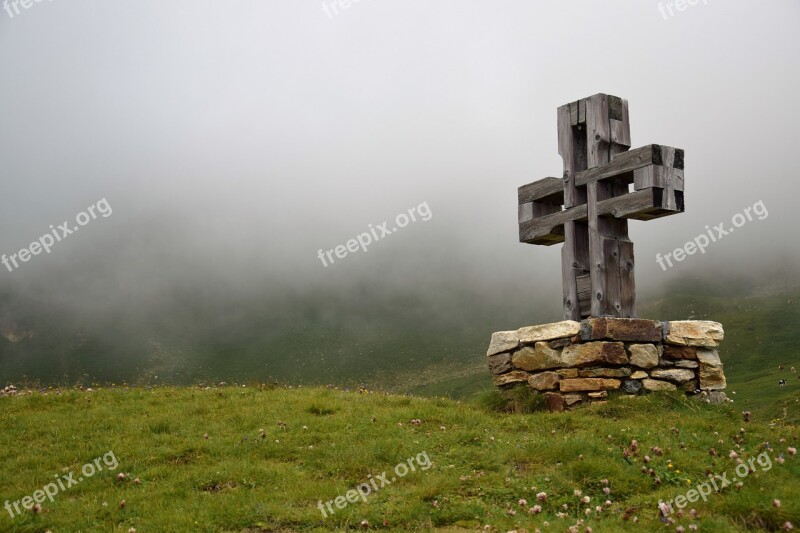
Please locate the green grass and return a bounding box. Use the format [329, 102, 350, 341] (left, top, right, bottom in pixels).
[0, 385, 798, 532]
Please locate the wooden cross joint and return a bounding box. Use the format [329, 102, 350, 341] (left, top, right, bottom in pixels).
[517, 94, 686, 320]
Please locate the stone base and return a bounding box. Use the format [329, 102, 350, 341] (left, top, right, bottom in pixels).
[487, 318, 727, 411]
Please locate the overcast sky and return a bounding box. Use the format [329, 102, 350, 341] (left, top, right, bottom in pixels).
[0, 0, 798, 310]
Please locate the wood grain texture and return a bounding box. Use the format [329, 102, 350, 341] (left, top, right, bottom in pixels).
[558, 103, 581, 320]
[569, 99, 586, 126]
[586, 94, 611, 316]
[610, 97, 631, 148]
[576, 144, 683, 187]
[518, 177, 563, 204]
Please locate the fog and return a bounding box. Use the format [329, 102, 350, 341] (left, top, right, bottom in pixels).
[0, 0, 798, 384]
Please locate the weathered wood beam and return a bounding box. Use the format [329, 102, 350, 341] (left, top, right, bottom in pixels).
[518, 203, 534, 223]
[609, 96, 631, 148]
[518, 188, 683, 244]
[569, 99, 586, 126]
[519, 204, 587, 245]
[633, 145, 684, 215]
[586, 94, 613, 317]
[518, 177, 563, 204]
[598, 188, 683, 220]
[558, 102, 587, 320]
[574, 144, 684, 188]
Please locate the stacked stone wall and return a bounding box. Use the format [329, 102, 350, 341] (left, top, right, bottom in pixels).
[487, 318, 727, 410]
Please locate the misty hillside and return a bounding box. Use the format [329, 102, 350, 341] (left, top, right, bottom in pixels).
[2, 271, 798, 408]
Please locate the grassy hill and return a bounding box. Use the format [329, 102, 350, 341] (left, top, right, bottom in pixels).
[0, 385, 798, 532]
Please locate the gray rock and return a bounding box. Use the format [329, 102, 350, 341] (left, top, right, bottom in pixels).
[488, 353, 513, 375]
[650, 368, 696, 383]
[487, 330, 520, 356]
[705, 391, 729, 404]
[699, 364, 727, 390]
[512, 342, 563, 371]
[697, 348, 722, 366]
[628, 344, 659, 368]
[621, 380, 643, 394]
[528, 371, 561, 391]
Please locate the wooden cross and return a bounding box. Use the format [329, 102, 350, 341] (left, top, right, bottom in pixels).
[518, 94, 685, 320]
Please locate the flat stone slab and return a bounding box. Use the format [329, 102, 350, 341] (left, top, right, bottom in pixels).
[518, 321, 581, 344]
[492, 370, 529, 387]
[561, 341, 628, 367]
[642, 378, 678, 391]
[583, 318, 662, 342]
[579, 367, 632, 378]
[487, 330, 520, 356]
[663, 345, 698, 360]
[650, 368, 696, 383]
[560, 378, 621, 392]
[666, 320, 724, 347]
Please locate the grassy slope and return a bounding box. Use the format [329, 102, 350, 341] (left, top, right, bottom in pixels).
[0, 386, 798, 532]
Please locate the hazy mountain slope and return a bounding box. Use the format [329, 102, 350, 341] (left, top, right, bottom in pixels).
[1, 273, 797, 425]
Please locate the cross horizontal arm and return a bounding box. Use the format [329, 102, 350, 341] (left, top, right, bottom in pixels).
[519, 187, 682, 245]
[575, 144, 683, 188]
